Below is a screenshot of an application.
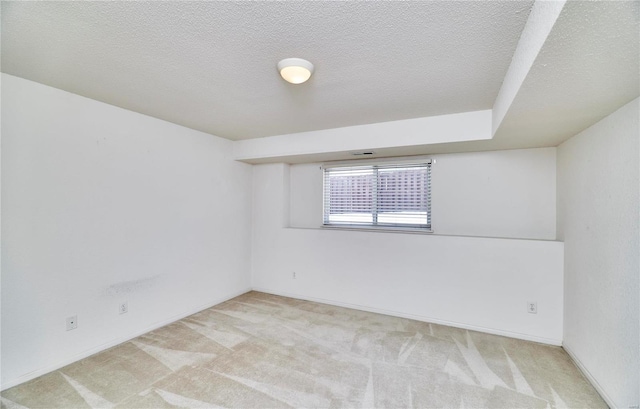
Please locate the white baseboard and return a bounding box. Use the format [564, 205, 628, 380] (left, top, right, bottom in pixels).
[252, 287, 563, 346]
[0, 287, 252, 391]
[562, 342, 616, 409]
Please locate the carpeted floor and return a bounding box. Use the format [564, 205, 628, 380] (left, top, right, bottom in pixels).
[1, 291, 606, 408]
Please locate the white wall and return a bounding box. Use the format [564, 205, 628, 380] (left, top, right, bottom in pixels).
[253, 162, 564, 345]
[557, 98, 639, 409]
[0, 74, 253, 390]
[290, 148, 557, 240]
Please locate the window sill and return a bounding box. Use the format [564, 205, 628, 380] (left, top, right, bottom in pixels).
[319, 224, 433, 235]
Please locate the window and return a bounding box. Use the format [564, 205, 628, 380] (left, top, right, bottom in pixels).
[323, 161, 431, 229]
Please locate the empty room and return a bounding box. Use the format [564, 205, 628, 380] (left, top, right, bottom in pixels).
[1, 1, 638, 408]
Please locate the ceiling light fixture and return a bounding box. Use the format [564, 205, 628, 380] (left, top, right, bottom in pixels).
[277, 58, 314, 84]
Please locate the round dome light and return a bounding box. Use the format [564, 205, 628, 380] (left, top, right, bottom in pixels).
[277, 58, 314, 84]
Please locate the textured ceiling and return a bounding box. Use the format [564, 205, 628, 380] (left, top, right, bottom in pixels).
[232, 0, 640, 164]
[493, 0, 640, 146]
[1, 1, 534, 140]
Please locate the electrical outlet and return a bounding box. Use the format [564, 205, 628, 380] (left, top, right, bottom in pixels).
[66, 315, 78, 331]
[527, 302, 537, 314]
[292, 271, 297, 279]
[119, 301, 128, 315]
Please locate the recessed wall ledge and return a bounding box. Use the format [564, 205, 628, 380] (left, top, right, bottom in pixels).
[286, 226, 560, 242]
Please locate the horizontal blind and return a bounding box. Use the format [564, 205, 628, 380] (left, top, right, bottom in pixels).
[323, 162, 431, 228]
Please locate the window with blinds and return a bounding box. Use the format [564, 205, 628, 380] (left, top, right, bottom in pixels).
[323, 161, 431, 229]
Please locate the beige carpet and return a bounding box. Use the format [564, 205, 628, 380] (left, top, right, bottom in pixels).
[1, 291, 606, 408]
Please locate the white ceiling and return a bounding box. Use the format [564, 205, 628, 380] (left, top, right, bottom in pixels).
[493, 0, 640, 147]
[231, 0, 639, 164]
[3, 0, 637, 161]
[1, 1, 534, 141]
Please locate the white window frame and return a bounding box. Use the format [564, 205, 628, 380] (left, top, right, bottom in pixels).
[322, 159, 432, 231]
